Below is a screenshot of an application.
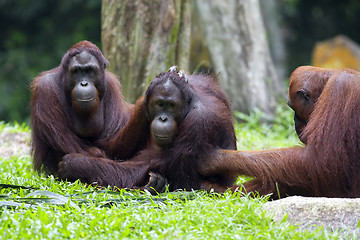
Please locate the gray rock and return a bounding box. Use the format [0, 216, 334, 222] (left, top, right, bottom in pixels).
[263, 196, 360, 236]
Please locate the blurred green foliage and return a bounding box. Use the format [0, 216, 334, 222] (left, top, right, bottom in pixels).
[1, 0, 360, 123]
[234, 105, 301, 150]
[0, 0, 101, 123]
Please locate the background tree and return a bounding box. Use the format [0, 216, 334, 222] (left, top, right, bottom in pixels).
[193, 0, 282, 115]
[260, 0, 287, 83]
[102, 0, 282, 115]
[101, 0, 191, 103]
[1, 0, 360, 122]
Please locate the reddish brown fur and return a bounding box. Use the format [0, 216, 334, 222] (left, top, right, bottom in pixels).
[200, 68, 360, 199]
[288, 66, 336, 142]
[147, 73, 237, 191]
[31, 41, 132, 175]
[57, 95, 154, 189]
[59, 72, 239, 192]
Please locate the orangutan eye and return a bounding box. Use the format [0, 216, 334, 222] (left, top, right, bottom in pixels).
[297, 89, 310, 102]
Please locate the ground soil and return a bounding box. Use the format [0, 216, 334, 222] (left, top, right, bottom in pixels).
[0, 131, 30, 158]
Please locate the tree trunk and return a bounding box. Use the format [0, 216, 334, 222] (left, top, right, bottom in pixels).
[260, 0, 287, 82]
[194, 0, 282, 115]
[102, 0, 191, 103]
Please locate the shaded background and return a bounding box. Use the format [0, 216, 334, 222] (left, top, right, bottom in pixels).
[1, 0, 360, 123]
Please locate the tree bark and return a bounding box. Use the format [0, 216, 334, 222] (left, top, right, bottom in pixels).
[102, 0, 191, 103]
[260, 0, 287, 82]
[194, 0, 282, 115]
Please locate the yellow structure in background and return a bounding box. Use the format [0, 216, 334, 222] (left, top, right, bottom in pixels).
[312, 35, 360, 70]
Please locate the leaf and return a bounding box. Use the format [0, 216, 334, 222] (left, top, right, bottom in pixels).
[0, 200, 33, 208]
[0, 183, 37, 190]
[26, 190, 80, 209]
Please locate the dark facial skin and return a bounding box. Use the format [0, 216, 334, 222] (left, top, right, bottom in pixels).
[66, 51, 105, 138]
[66, 51, 103, 115]
[147, 80, 184, 148]
[287, 67, 334, 143]
[288, 88, 314, 140]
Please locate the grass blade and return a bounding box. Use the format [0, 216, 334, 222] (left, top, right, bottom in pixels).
[0, 183, 37, 190]
[26, 190, 80, 209]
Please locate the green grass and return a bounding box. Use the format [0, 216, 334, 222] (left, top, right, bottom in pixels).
[0, 121, 30, 133]
[235, 106, 303, 150]
[0, 112, 344, 239]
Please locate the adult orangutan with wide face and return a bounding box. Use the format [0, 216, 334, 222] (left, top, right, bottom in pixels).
[31, 41, 132, 175]
[200, 67, 360, 199]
